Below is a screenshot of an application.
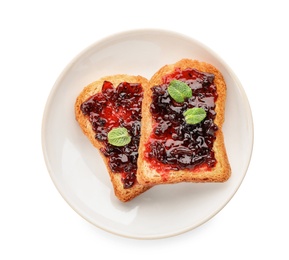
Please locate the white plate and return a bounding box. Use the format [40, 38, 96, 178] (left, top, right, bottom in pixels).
[42, 29, 253, 239]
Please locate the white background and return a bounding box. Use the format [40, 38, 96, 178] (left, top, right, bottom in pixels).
[1, 0, 288, 259]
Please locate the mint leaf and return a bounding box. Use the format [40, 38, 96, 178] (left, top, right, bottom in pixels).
[168, 80, 192, 103]
[183, 107, 207, 125]
[107, 127, 131, 146]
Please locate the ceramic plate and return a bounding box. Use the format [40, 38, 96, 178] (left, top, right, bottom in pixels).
[42, 29, 253, 239]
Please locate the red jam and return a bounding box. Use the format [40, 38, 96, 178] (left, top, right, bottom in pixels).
[145, 68, 218, 173]
[81, 81, 143, 189]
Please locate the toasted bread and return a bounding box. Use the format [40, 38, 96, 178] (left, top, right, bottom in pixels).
[137, 59, 231, 185]
[75, 74, 151, 202]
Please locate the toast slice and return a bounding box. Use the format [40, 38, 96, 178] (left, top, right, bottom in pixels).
[137, 59, 231, 185]
[75, 74, 151, 202]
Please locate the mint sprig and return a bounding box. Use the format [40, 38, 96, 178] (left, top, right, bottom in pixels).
[183, 107, 207, 125]
[168, 80, 192, 103]
[107, 127, 131, 146]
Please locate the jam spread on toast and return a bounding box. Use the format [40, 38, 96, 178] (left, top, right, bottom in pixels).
[81, 81, 143, 189]
[145, 68, 218, 172]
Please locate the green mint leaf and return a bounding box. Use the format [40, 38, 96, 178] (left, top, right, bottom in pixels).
[107, 127, 131, 147]
[168, 80, 192, 103]
[183, 107, 207, 125]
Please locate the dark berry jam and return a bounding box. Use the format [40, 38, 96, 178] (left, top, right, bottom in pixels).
[145, 68, 218, 173]
[81, 81, 143, 189]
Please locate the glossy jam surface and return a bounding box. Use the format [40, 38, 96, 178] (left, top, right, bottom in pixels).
[81, 81, 143, 188]
[145, 68, 218, 172]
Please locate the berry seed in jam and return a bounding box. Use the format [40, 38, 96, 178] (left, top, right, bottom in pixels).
[145, 68, 218, 172]
[80, 81, 143, 189]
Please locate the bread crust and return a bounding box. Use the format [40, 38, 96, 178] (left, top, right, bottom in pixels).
[75, 74, 151, 202]
[137, 59, 231, 185]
